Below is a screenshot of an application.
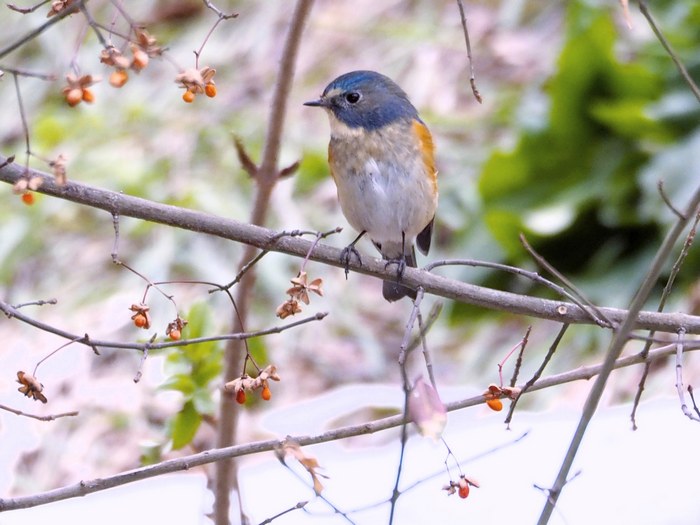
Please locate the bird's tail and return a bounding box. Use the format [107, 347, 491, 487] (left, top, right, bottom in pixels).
[382, 248, 417, 302]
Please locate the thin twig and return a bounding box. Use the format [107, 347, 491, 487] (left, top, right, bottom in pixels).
[214, 1, 315, 522]
[630, 210, 700, 428]
[0, 404, 78, 421]
[455, 0, 482, 103]
[674, 328, 700, 422]
[0, 0, 84, 59]
[258, 501, 308, 525]
[417, 302, 441, 388]
[0, 66, 56, 80]
[500, 326, 530, 388]
[79, 2, 109, 48]
[12, 73, 31, 169]
[425, 258, 611, 328]
[274, 459, 355, 524]
[657, 179, 686, 220]
[32, 336, 84, 375]
[537, 183, 700, 524]
[504, 324, 569, 427]
[637, 0, 700, 102]
[390, 287, 426, 525]
[0, 298, 327, 352]
[12, 298, 57, 309]
[7, 0, 51, 14]
[519, 234, 613, 328]
[193, 7, 238, 69]
[2, 338, 696, 513]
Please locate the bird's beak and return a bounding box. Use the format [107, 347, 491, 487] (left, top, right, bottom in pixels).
[303, 98, 326, 108]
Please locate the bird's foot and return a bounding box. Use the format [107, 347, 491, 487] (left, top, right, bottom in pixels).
[340, 244, 362, 279]
[384, 256, 407, 282]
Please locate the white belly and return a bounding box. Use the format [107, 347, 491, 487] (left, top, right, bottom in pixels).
[334, 156, 435, 247]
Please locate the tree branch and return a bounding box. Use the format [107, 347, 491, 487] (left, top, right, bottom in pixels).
[213, 1, 315, 522]
[2, 156, 700, 335]
[537, 182, 700, 523]
[1, 338, 695, 513]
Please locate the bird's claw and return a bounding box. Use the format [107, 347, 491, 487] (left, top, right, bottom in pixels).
[384, 256, 406, 282]
[340, 245, 362, 279]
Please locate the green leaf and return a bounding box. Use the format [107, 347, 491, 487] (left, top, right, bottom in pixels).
[295, 150, 329, 195]
[159, 373, 196, 396]
[589, 100, 671, 142]
[483, 209, 525, 259]
[171, 400, 201, 450]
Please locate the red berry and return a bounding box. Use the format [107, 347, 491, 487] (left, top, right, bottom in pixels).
[133, 313, 147, 328]
[458, 484, 470, 499]
[21, 192, 35, 205]
[169, 329, 181, 341]
[261, 385, 271, 401]
[235, 389, 246, 405]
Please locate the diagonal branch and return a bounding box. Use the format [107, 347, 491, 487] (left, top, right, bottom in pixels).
[537, 182, 700, 524]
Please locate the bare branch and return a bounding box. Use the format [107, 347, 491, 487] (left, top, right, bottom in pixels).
[537, 182, 700, 524]
[637, 0, 700, 102]
[674, 329, 700, 422]
[505, 324, 569, 426]
[0, 298, 328, 352]
[519, 234, 613, 328]
[2, 158, 700, 335]
[1, 338, 696, 513]
[214, 1, 316, 522]
[631, 210, 700, 428]
[0, 403, 78, 421]
[0, 0, 84, 59]
[455, 0, 482, 103]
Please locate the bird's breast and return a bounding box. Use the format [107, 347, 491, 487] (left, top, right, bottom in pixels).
[327, 120, 437, 244]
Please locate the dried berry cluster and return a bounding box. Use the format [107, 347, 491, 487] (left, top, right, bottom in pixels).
[129, 303, 187, 341]
[276, 271, 323, 319]
[482, 383, 520, 412]
[224, 364, 280, 404]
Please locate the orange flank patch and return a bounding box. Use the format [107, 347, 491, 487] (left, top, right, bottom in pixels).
[412, 120, 437, 192]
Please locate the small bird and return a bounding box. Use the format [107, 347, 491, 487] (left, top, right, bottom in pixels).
[304, 70, 438, 302]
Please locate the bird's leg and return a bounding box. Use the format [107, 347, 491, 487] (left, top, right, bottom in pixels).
[384, 232, 407, 282]
[340, 230, 366, 279]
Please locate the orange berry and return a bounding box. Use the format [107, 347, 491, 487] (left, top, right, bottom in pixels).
[169, 329, 181, 341]
[133, 313, 147, 328]
[82, 88, 95, 103]
[21, 192, 34, 205]
[205, 83, 217, 98]
[182, 90, 195, 103]
[458, 484, 470, 499]
[261, 385, 271, 401]
[235, 389, 246, 405]
[131, 49, 149, 71]
[109, 70, 129, 88]
[486, 398, 503, 412]
[65, 88, 83, 107]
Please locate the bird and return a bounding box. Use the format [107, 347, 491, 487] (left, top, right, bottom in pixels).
[304, 70, 438, 302]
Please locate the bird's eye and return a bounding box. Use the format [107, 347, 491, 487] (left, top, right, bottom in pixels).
[345, 92, 361, 104]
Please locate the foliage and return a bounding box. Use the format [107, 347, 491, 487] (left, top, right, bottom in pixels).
[161, 303, 222, 450]
[477, 2, 700, 305]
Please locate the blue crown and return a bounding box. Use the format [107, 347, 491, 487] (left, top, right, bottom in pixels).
[322, 70, 419, 131]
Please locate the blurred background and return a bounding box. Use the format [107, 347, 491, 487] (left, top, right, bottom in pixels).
[1, 0, 700, 523]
